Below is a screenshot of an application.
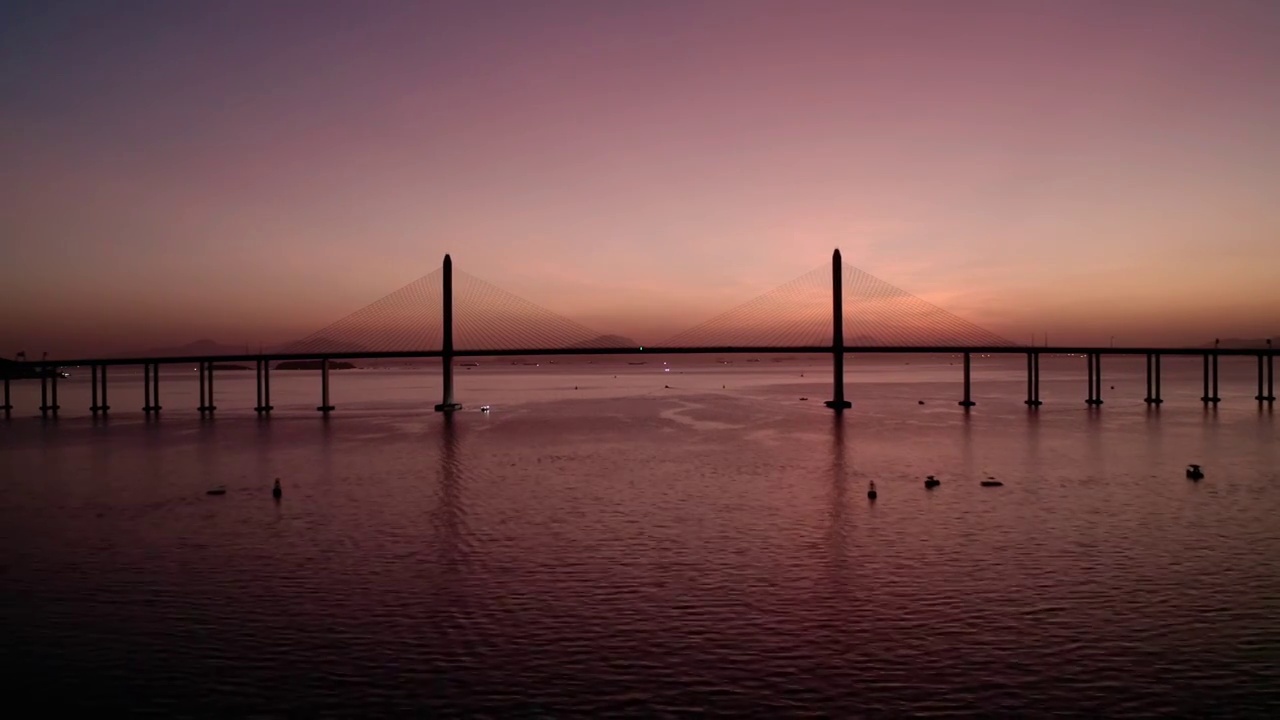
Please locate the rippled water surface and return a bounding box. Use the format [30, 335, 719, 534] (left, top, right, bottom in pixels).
[3, 358, 1279, 716]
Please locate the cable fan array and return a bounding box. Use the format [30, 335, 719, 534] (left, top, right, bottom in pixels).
[660, 263, 1013, 348]
[279, 268, 631, 354]
[280, 259, 1013, 354]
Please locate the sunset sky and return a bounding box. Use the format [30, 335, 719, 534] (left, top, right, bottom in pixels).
[3, 0, 1278, 355]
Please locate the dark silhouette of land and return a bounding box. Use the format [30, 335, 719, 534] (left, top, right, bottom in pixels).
[276, 360, 358, 370]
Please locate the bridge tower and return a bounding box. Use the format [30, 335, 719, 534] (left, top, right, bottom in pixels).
[434, 253, 463, 412]
[824, 248, 852, 411]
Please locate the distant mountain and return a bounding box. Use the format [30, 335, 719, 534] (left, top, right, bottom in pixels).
[1197, 337, 1277, 349]
[272, 337, 372, 354]
[566, 334, 641, 349]
[133, 339, 250, 357]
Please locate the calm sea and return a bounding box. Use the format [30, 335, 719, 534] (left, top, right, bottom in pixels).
[2, 355, 1278, 716]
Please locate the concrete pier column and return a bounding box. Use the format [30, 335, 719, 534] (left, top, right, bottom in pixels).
[1024, 351, 1044, 407]
[958, 352, 976, 407]
[1146, 353, 1163, 404]
[1201, 354, 1212, 403]
[435, 254, 463, 412]
[254, 358, 274, 413]
[1025, 352, 1034, 405]
[143, 363, 153, 412]
[198, 361, 208, 412]
[90, 363, 99, 413]
[1257, 354, 1266, 402]
[1210, 353, 1220, 403]
[204, 362, 216, 413]
[824, 248, 851, 411]
[1144, 353, 1153, 403]
[151, 363, 161, 413]
[1085, 354, 1098, 405]
[1031, 352, 1042, 406]
[1265, 341, 1275, 403]
[50, 370, 60, 416]
[1154, 354, 1162, 403]
[317, 357, 335, 413]
[1267, 349, 1275, 403]
[100, 366, 109, 414]
[39, 370, 49, 416]
[2, 374, 10, 416]
[1093, 354, 1104, 405]
[263, 359, 272, 412]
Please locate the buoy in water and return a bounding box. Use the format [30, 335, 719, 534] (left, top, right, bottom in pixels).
[272, 478, 282, 499]
[867, 481, 878, 500]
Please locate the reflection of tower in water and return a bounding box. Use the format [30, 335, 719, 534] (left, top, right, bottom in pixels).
[825, 413, 851, 588]
[433, 413, 467, 571]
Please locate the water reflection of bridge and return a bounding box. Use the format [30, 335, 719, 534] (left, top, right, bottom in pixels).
[3, 251, 1274, 418]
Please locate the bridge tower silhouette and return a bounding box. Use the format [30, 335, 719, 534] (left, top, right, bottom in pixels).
[826, 249, 852, 411]
[13, 249, 1276, 419]
[279, 247, 1012, 412]
[435, 254, 462, 412]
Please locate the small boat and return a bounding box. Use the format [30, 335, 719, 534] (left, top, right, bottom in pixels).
[980, 480, 1004, 487]
[867, 481, 877, 500]
[480, 405, 491, 413]
[1186, 464, 1204, 480]
[924, 475, 941, 489]
[206, 487, 226, 496]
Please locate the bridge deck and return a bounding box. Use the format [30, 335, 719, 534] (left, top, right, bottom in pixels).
[13, 345, 1276, 368]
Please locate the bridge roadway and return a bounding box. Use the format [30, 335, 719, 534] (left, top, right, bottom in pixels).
[3, 343, 1275, 418]
[29, 344, 1280, 367]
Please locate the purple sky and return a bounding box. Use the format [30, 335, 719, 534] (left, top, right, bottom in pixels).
[3, 0, 1278, 355]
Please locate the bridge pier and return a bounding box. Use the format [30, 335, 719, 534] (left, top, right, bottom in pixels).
[198, 361, 217, 414]
[1257, 349, 1275, 403]
[143, 362, 162, 414]
[1085, 353, 1103, 405]
[256, 359, 274, 413]
[824, 249, 851, 411]
[1145, 353, 1163, 404]
[435, 254, 463, 412]
[317, 357, 335, 413]
[2, 374, 10, 416]
[40, 367, 60, 417]
[1024, 352, 1041, 406]
[90, 364, 110, 414]
[1200, 353, 1220, 404]
[1265, 345, 1275, 403]
[958, 352, 976, 407]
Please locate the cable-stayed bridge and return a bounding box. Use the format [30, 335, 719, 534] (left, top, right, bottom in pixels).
[2, 250, 1274, 417]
